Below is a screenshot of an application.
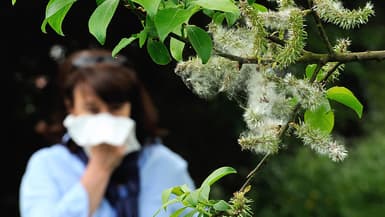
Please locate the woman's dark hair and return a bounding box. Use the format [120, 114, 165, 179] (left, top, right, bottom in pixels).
[58, 48, 160, 144]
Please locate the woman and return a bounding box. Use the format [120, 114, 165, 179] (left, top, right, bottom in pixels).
[19, 49, 195, 217]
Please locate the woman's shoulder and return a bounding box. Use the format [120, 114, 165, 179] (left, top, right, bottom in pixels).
[25, 144, 78, 170]
[139, 143, 188, 170]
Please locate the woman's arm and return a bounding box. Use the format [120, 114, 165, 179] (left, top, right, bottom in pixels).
[20, 144, 126, 217]
[80, 144, 125, 216]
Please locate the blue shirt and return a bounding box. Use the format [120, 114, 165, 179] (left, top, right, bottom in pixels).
[19, 143, 195, 217]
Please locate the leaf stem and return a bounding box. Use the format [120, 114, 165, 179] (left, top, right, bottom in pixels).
[239, 152, 270, 192]
[321, 62, 342, 84]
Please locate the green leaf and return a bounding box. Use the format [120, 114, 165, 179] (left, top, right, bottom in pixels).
[305, 64, 317, 79]
[12, 0, 16, 5]
[144, 16, 158, 38]
[326, 86, 363, 118]
[183, 190, 199, 206]
[186, 25, 212, 64]
[147, 39, 171, 65]
[154, 8, 195, 42]
[201, 166, 237, 187]
[170, 37, 185, 61]
[224, 12, 239, 26]
[304, 99, 335, 134]
[160, 0, 179, 9]
[42, 0, 75, 35]
[132, 0, 161, 16]
[138, 30, 148, 48]
[161, 187, 173, 204]
[153, 198, 179, 217]
[184, 209, 198, 217]
[96, 0, 105, 5]
[45, 0, 76, 18]
[112, 36, 138, 57]
[202, 9, 215, 17]
[41, 19, 49, 34]
[88, 0, 120, 45]
[171, 184, 190, 196]
[252, 3, 268, 12]
[213, 13, 226, 25]
[46, 3, 73, 36]
[305, 64, 324, 81]
[170, 207, 188, 217]
[192, 0, 239, 14]
[180, 184, 191, 193]
[198, 184, 210, 201]
[213, 200, 231, 211]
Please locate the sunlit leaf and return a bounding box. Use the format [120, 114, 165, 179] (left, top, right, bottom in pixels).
[304, 99, 334, 134]
[213, 200, 231, 211]
[305, 64, 317, 79]
[184, 209, 198, 217]
[183, 190, 199, 206]
[213, 12, 226, 25]
[112, 35, 138, 57]
[252, 3, 268, 12]
[170, 37, 185, 61]
[305, 64, 324, 81]
[45, 0, 76, 18]
[138, 29, 147, 48]
[327, 86, 363, 118]
[45, 3, 74, 35]
[152, 198, 179, 217]
[88, 0, 119, 45]
[201, 166, 237, 187]
[170, 207, 187, 217]
[154, 7, 195, 42]
[198, 184, 210, 201]
[161, 187, 173, 204]
[132, 0, 161, 16]
[225, 12, 239, 26]
[192, 0, 239, 14]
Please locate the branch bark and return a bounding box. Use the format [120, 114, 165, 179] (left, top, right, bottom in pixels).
[215, 49, 385, 65]
[298, 50, 385, 63]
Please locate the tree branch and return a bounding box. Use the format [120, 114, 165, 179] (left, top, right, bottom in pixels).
[308, 0, 335, 54]
[298, 50, 385, 63]
[321, 62, 342, 84]
[214, 48, 385, 66]
[214, 48, 273, 64]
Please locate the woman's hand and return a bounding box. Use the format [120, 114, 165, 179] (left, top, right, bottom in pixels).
[89, 144, 126, 172]
[81, 144, 126, 216]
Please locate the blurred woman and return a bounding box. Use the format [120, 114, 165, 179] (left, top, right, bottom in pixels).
[19, 48, 195, 217]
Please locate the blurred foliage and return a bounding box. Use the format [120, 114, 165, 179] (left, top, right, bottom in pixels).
[254, 129, 385, 217]
[244, 1, 385, 215]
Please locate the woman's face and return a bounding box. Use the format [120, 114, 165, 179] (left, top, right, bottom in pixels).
[69, 82, 131, 117]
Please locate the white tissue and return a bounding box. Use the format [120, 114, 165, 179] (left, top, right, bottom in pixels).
[63, 113, 141, 155]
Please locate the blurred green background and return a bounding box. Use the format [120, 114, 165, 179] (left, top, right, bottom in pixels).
[1, 0, 385, 216]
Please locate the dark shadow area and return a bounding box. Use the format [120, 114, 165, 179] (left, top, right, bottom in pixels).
[1, 1, 253, 216]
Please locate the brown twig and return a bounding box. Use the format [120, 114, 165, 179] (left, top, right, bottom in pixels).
[239, 152, 270, 192]
[308, 0, 335, 55]
[321, 62, 343, 84]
